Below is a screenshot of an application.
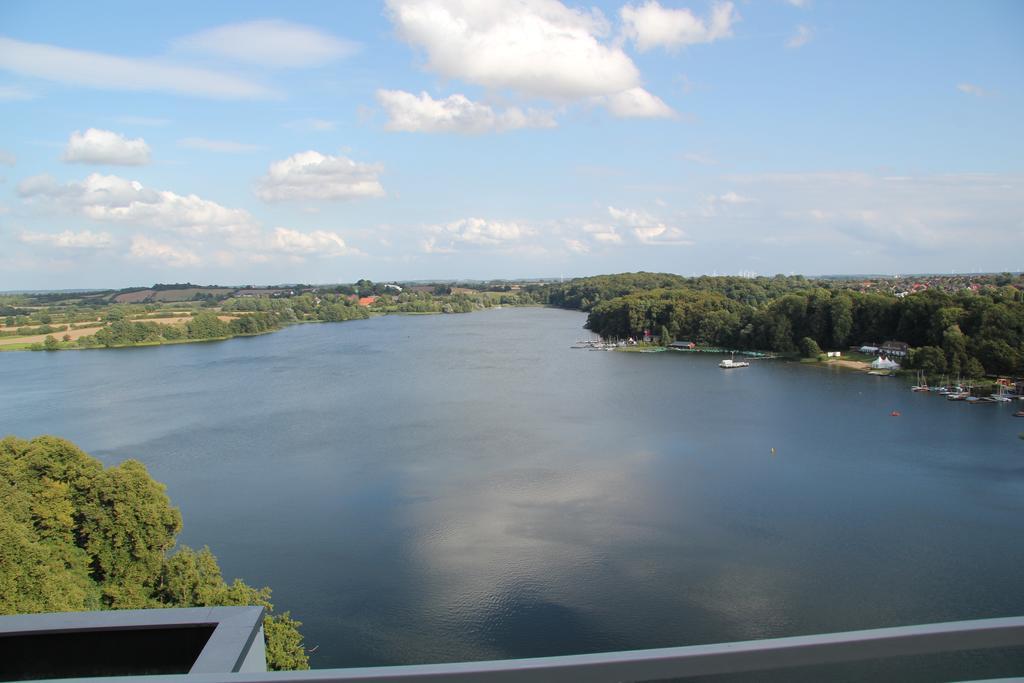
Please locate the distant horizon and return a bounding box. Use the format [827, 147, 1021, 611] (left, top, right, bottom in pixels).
[3, 269, 1022, 296]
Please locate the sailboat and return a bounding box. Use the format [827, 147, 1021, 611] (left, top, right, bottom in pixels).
[911, 371, 929, 392]
[946, 378, 969, 401]
[990, 383, 1012, 402]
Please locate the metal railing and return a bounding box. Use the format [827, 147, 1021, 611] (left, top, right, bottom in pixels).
[25, 614, 1024, 683]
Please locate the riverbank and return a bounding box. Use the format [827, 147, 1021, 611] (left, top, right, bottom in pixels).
[817, 358, 872, 371]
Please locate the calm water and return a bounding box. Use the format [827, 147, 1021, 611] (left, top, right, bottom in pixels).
[2, 308, 1023, 677]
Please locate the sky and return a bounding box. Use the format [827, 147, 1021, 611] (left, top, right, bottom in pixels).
[1, 0, 1022, 289]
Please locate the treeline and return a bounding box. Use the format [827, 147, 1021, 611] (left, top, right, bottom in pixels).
[557, 273, 1024, 377]
[73, 311, 285, 348]
[223, 288, 542, 318]
[546, 273, 821, 310]
[222, 292, 370, 322]
[373, 290, 540, 313]
[0, 435, 308, 670]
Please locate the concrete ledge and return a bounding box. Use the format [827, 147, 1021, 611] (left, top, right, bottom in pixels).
[0, 606, 265, 678]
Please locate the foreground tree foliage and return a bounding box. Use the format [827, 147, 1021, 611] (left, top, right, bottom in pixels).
[0, 435, 308, 670]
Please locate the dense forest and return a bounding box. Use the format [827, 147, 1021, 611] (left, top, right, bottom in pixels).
[547, 273, 1024, 377]
[0, 436, 308, 670]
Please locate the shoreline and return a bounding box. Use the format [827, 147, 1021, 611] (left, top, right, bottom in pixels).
[0, 305, 535, 353]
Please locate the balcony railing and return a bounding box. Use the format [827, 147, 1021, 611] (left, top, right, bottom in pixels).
[1, 612, 1022, 682]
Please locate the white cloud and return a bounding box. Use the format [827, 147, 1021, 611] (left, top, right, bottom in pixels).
[718, 191, 753, 204]
[583, 222, 622, 244]
[14, 171, 367, 266]
[386, 0, 639, 99]
[269, 227, 359, 257]
[18, 173, 258, 238]
[256, 151, 385, 202]
[701, 191, 754, 217]
[604, 87, 674, 119]
[786, 24, 813, 49]
[129, 235, 200, 267]
[64, 128, 151, 166]
[0, 149, 15, 166]
[178, 137, 263, 153]
[175, 19, 357, 68]
[0, 37, 274, 99]
[563, 238, 589, 253]
[422, 217, 533, 252]
[377, 89, 556, 133]
[956, 83, 988, 97]
[19, 229, 114, 249]
[786, 0, 809, 7]
[621, 1, 738, 52]
[608, 206, 692, 245]
[0, 84, 36, 101]
[283, 118, 337, 132]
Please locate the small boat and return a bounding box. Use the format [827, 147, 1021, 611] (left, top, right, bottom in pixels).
[991, 385, 1012, 402]
[719, 355, 750, 369]
[890, 410, 901, 417]
[1014, 410, 1024, 417]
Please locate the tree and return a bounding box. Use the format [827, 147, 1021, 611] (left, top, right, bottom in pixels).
[799, 337, 822, 358]
[910, 346, 947, 377]
[659, 325, 671, 346]
[829, 294, 853, 348]
[43, 335, 59, 351]
[0, 436, 308, 670]
[187, 312, 230, 340]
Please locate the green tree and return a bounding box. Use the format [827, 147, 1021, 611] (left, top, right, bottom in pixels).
[0, 436, 308, 670]
[910, 346, 948, 378]
[799, 336, 822, 358]
[187, 311, 230, 340]
[829, 294, 853, 348]
[43, 335, 59, 351]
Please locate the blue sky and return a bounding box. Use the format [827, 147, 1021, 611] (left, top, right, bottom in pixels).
[1, 0, 1022, 289]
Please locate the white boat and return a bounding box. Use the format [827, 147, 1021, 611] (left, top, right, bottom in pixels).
[719, 357, 750, 369]
[911, 371, 929, 392]
[991, 384, 1012, 402]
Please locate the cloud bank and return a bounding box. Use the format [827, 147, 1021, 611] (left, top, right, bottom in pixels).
[621, 1, 738, 52]
[175, 19, 358, 68]
[257, 151, 386, 202]
[0, 37, 274, 99]
[378, 90, 556, 133]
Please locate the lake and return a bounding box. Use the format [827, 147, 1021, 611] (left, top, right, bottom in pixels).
[2, 307, 1022, 679]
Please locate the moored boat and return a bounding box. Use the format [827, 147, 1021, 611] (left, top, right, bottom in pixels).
[911, 371, 929, 392]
